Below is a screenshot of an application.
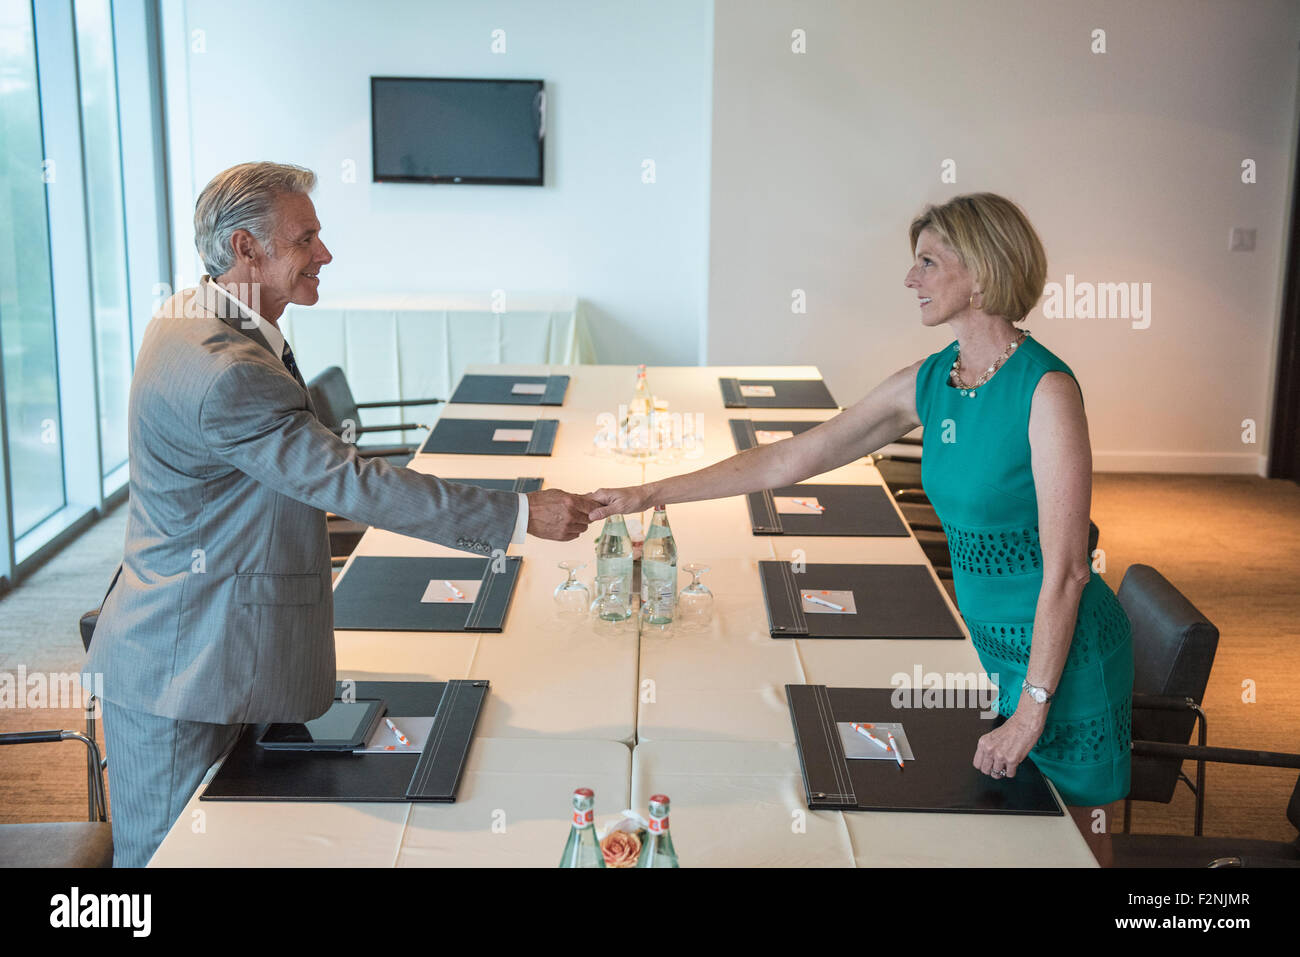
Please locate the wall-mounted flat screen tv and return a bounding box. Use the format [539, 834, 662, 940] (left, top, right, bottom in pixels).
[371, 77, 545, 186]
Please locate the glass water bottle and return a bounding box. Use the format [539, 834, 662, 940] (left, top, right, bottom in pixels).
[595, 514, 634, 607]
[640, 505, 678, 613]
[559, 787, 606, 868]
[636, 794, 679, 867]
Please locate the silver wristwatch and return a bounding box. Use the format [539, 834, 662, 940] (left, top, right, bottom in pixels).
[1022, 679, 1055, 704]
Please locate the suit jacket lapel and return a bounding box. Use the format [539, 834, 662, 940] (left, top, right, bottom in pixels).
[197, 278, 317, 415]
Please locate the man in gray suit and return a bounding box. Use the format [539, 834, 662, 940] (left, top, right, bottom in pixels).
[87, 162, 596, 866]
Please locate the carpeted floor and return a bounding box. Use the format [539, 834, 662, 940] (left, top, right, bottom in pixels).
[2, 473, 1298, 858]
[0, 505, 125, 834]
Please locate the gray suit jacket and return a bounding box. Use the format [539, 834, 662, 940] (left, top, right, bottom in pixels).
[87, 279, 519, 724]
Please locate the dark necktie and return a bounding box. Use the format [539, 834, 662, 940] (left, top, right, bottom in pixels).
[281, 341, 306, 389]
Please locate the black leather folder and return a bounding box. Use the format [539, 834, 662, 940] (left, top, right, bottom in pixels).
[719, 377, 837, 409]
[746, 484, 908, 536]
[449, 477, 544, 494]
[786, 684, 1062, 815]
[333, 556, 521, 632]
[758, 561, 964, 639]
[202, 679, 487, 803]
[728, 418, 824, 452]
[450, 374, 570, 406]
[419, 418, 558, 456]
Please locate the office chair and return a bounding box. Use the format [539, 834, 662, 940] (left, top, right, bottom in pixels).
[1112, 748, 1300, 867]
[307, 366, 442, 466]
[77, 571, 118, 803]
[1115, 563, 1220, 836]
[0, 730, 111, 867]
[6, 581, 109, 865]
[307, 366, 443, 562]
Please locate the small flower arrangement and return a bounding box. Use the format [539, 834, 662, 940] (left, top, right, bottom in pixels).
[596, 810, 649, 868]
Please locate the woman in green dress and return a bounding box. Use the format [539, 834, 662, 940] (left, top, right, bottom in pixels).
[586, 192, 1132, 858]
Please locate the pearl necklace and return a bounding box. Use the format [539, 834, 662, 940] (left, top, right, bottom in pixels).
[950, 329, 1029, 397]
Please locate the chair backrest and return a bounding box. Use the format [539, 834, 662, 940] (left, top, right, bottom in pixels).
[78, 564, 123, 653]
[307, 366, 360, 432]
[1118, 563, 1220, 803]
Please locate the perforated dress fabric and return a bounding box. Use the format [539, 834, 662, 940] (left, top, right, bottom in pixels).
[915, 335, 1132, 806]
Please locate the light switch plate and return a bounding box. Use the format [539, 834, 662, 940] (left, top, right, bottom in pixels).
[1230, 227, 1256, 252]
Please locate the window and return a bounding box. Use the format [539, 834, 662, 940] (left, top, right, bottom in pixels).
[0, 0, 67, 542]
[0, 0, 169, 585]
[74, 0, 134, 481]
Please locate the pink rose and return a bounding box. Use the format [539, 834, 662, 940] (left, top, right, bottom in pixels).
[601, 830, 642, 868]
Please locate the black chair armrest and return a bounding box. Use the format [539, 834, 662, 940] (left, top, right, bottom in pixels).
[354, 397, 444, 409]
[355, 445, 417, 459]
[874, 450, 923, 463]
[1131, 740, 1300, 770]
[1131, 693, 1200, 713]
[355, 423, 425, 434]
[893, 488, 930, 503]
[1209, 857, 1300, 868]
[0, 730, 66, 745]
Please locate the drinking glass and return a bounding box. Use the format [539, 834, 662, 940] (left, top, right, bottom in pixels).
[678, 563, 713, 624]
[590, 575, 633, 622]
[641, 581, 676, 629]
[554, 560, 590, 618]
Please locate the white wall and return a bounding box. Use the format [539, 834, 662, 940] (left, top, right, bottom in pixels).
[163, 0, 713, 365]
[707, 0, 1300, 473]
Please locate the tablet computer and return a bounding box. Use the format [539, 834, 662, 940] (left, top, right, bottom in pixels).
[257, 698, 386, 751]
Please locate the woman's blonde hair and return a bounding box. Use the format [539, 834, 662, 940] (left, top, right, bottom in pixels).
[909, 193, 1047, 322]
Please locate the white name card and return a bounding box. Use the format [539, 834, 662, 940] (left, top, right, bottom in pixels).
[492, 428, 534, 443]
[775, 496, 823, 515]
[800, 589, 856, 615]
[511, 382, 546, 395]
[420, 579, 481, 604]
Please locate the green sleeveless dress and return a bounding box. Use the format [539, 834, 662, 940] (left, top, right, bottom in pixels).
[915, 333, 1132, 807]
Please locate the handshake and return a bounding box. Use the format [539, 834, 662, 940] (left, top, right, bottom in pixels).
[525, 486, 650, 542]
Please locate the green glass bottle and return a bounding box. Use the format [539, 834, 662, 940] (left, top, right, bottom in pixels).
[558, 787, 606, 868]
[636, 794, 679, 867]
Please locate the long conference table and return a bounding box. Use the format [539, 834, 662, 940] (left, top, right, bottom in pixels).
[151, 364, 1096, 867]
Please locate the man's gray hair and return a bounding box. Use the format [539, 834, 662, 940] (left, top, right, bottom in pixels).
[193, 162, 316, 277]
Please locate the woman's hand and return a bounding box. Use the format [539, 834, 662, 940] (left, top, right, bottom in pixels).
[587, 485, 653, 521]
[973, 702, 1047, 780]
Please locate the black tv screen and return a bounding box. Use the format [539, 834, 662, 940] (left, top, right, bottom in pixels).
[371, 77, 545, 186]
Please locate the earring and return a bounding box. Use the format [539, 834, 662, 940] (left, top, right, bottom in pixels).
[968, 291, 980, 307]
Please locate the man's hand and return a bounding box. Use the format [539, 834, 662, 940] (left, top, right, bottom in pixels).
[526, 489, 601, 541]
[587, 486, 652, 522]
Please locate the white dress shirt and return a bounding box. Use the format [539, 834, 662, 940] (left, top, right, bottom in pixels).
[204, 277, 528, 543]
